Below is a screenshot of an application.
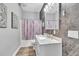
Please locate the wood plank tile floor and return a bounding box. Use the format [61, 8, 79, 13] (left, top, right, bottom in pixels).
[16, 46, 36, 56]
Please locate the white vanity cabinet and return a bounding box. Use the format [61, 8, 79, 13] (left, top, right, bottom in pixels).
[34, 35, 62, 56]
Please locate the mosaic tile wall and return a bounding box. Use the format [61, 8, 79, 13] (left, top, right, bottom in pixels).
[56, 3, 79, 56]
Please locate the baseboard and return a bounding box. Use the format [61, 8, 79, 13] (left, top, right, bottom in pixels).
[12, 45, 21, 56]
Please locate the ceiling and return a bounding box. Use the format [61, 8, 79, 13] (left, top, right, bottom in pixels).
[20, 3, 43, 12]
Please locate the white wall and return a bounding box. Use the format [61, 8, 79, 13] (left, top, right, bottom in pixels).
[23, 11, 40, 20]
[0, 3, 21, 56]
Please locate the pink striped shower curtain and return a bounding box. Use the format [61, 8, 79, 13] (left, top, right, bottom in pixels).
[22, 20, 42, 40]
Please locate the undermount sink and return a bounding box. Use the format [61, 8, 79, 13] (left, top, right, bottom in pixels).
[36, 35, 46, 40]
[35, 35, 62, 45]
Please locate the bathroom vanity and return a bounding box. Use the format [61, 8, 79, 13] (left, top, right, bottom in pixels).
[34, 35, 62, 56]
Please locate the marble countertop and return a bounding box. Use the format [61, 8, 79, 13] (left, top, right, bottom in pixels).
[35, 35, 62, 45]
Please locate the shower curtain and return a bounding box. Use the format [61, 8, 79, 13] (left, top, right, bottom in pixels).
[22, 19, 42, 40]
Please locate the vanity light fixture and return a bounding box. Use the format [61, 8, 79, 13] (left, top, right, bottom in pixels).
[44, 5, 48, 12]
[44, 3, 54, 13]
[48, 3, 54, 8]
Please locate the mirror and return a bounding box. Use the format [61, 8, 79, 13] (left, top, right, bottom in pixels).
[43, 3, 60, 35]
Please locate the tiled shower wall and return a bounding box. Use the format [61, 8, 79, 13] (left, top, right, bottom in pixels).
[56, 3, 79, 56]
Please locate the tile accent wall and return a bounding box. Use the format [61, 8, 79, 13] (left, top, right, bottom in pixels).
[56, 3, 79, 56]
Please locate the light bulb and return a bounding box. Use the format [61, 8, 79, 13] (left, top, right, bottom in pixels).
[44, 8, 46, 12]
[62, 10, 65, 16]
